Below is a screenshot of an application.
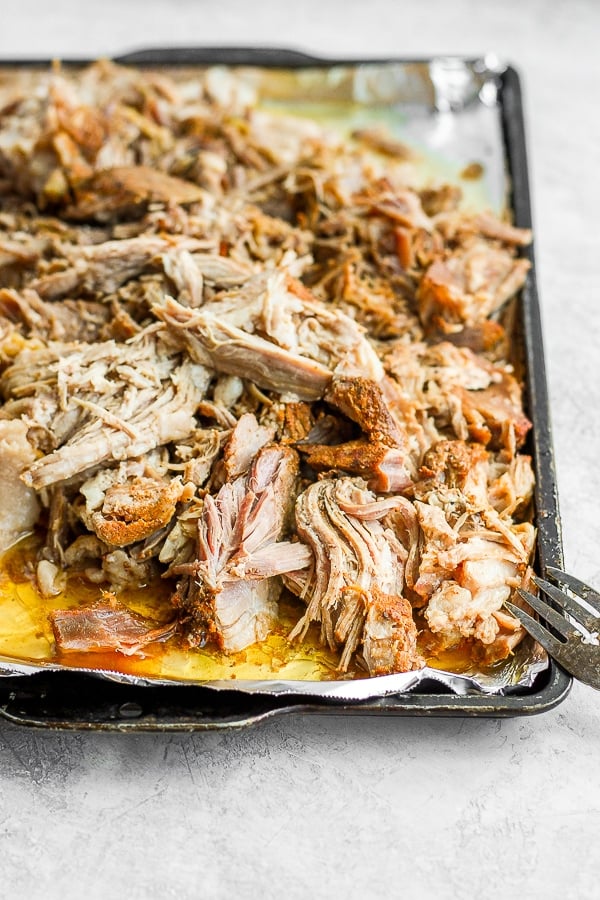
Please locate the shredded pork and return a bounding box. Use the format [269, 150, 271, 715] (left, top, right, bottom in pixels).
[0, 62, 535, 673]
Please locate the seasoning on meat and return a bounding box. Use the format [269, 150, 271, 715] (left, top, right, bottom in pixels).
[0, 61, 535, 676]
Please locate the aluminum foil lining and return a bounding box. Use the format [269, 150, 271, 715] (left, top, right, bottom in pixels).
[0, 55, 548, 701]
[0, 637, 548, 698]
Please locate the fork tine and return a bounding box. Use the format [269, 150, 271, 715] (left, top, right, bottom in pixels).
[507, 601, 597, 687]
[505, 601, 566, 656]
[546, 566, 600, 617]
[516, 588, 580, 641]
[532, 575, 599, 633]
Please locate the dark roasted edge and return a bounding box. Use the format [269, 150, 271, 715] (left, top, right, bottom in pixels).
[0, 50, 571, 730]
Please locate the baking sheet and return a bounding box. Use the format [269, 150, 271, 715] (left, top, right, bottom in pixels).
[0, 53, 549, 702]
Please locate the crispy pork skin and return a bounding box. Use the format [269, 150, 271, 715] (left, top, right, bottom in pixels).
[299, 376, 414, 491]
[83, 475, 189, 548]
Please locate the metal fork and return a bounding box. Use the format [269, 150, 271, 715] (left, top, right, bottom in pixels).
[505, 566, 600, 690]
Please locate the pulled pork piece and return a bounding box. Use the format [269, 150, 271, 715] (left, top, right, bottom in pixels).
[0, 287, 110, 342]
[419, 439, 489, 507]
[0, 235, 47, 270]
[154, 294, 332, 401]
[30, 234, 209, 300]
[79, 463, 192, 548]
[161, 248, 255, 306]
[51, 597, 176, 655]
[222, 412, 275, 480]
[173, 427, 225, 488]
[287, 477, 424, 675]
[173, 445, 310, 652]
[279, 401, 315, 442]
[382, 339, 530, 462]
[451, 213, 532, 247]
[362, 589, 423, 676]
[152, 269, 383, 400]
[409, 441, 535, 658]
[460, 373, 532, 453]
[487, 453, 535, 517]
[0, 419, 40, 552]
[100, 550, 159, 592]
[299, 376, 414, 492]
[2, 336, 211, 489]
[417, 242, 530, 335]
[324, 377, 403, 445]
[302, 440, 413, 493]
[65, 166, 207, 222]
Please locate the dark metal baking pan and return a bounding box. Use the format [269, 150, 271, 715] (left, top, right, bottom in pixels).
[0, 48, 571, 729]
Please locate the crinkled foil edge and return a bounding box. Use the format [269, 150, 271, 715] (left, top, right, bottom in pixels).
[0, 643, 548, 700]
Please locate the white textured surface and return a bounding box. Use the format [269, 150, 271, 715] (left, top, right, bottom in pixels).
[1, 2, 599, 898]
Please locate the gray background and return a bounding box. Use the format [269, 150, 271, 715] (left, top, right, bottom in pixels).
[1, 2, 599, 898]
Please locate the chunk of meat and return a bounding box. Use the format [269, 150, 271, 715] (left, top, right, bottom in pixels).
[302, 440, 413, 493]
[460, 374, 532, 453]
[0, 236, 47, 269]
[222, 412, 275, 480]
[425, 558, 519, 647]
[299, 376, 414, 491]
[153, 294, 333, 401]
[409, 476, 535, 654]
[417, 244, 530, 334]
[162, 248, 255, 307]
[17, 352, 210, 489]
[287, 477, 424, 674]
[470, 213, 532, 247]
[381, 339, 529, 466]
[324, 377, 403, 446]
[65, 166, 207, 221]
[85, 476, 189, 548]
[100, 550, 159, 591]
[51, 599, 176, 655]
[362, 588, 423, 676]
[419, 440, 489, 507]
[0, 419, 40, 552]
[173, 444, 309, 652]
[487, 454, 535, 516]
[153, 269, 383, 399]
[175, 428, 224, 488]
[0, 287, 110, 341]
[30, 235, 209, 300]
[202, 577, 282, 655]
[473, 609, 526, 666]
[280, 402, 314, 442]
